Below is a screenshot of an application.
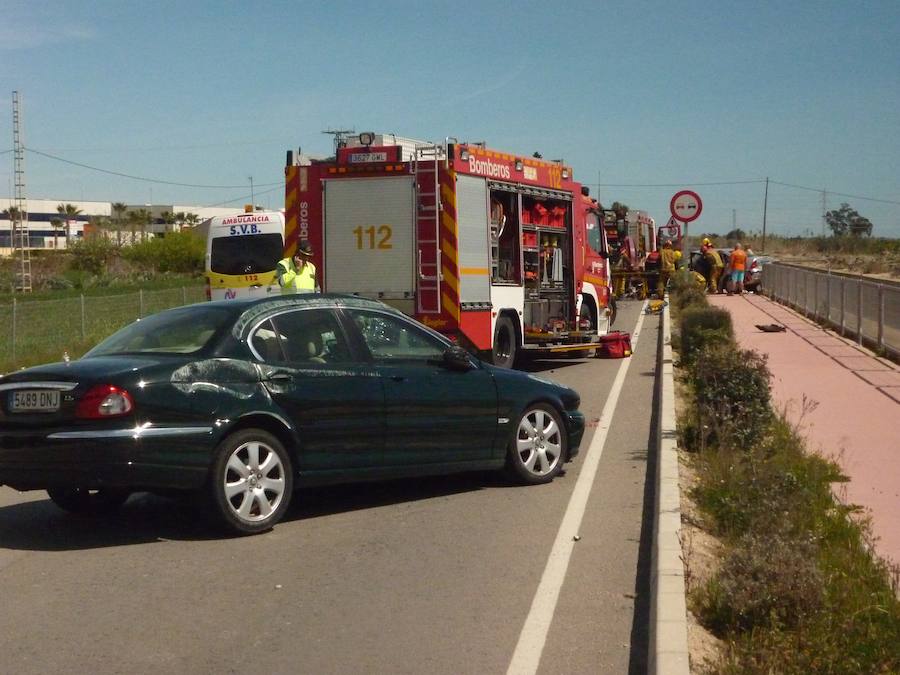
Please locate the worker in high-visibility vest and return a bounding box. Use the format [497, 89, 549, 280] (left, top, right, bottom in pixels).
[658, 240, 677, 298]
[702, 243, 724, 294]
[277, 240, 318, 293]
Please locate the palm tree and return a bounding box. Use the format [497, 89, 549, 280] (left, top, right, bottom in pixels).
[50, 216, 64, 249]
[112, 202, 128, 247]
[185, 212, 200, 227]
[127, 210, 140, 244]
[87, 215, 112, 240]
[174, 211, 186, 228]
[57, 203, 83, 246]
[133, 208, 152, 242]
[160, 211, 176, 233]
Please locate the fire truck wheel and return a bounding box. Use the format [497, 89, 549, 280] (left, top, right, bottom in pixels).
[572, 301, 595, 358]
[504, 403, 566, 485]
[492, 315, 518, 369]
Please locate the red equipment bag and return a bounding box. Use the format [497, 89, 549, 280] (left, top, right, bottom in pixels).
[596, 331, 632, 358]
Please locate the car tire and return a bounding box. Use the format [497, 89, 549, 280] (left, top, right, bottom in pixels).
[505, 403, 567, 485]
[207, 429, 293, 535]
[492, 315, 519, 369]
[47, 487, 130, 516]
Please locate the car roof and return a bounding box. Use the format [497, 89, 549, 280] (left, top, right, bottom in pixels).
[206, 293, 393, 313]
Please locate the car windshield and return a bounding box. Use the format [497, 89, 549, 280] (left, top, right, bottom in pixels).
[84, 305, 234, 357]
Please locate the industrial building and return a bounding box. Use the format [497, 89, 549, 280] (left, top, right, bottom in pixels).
[0, 198, 246, 252]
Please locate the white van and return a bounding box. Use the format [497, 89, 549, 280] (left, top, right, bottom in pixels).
[204, 211, 285, 300]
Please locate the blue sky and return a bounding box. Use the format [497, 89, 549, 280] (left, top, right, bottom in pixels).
[2, 0, 899, 236]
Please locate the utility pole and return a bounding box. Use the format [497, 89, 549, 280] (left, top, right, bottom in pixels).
[732, 209, 736, 233]
[11, 90, 31, 292]
[821, 188, 827, 236]
[761, 176, 769, 253]
[249, 176, 254, 209]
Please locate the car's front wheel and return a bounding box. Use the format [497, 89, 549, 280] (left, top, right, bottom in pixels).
[47, 487, 130, 515]
[208, 429, 293, 535]
[505, 404, 567, 484]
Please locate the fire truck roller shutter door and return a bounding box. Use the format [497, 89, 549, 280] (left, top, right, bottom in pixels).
[455, 174, 492, 304]
[324, 177, 415, 299]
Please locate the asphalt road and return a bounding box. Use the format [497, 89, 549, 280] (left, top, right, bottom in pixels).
[0, 300, 660, 675]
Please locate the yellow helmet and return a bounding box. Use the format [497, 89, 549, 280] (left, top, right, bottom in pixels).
[702, 237, 711, 246]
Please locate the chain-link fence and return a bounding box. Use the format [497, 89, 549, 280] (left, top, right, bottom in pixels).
[762, 263, 900, 359]
[0, 286, 207, 369]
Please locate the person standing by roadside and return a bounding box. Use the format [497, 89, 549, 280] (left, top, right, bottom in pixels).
[729, 242, 748, 295]
[703, 244, 725, 294]
[277, 241, 319, 293]
[658, 240, 677, 298]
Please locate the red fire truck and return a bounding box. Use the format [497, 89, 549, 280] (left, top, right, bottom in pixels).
[284, 134, 614, 367]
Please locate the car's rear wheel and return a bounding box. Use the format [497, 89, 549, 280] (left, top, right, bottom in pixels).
[208, 429, 293, 535]
[47, 487, 130, 516]
[505, 404, 567, 484]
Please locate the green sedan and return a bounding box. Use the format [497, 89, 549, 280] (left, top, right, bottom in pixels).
[0, 295, 585, 534]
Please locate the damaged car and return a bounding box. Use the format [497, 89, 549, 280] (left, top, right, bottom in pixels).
[0, 295, 585, 534]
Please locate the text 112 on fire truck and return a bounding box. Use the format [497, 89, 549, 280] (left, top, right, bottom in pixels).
[284, 133, 615, 368]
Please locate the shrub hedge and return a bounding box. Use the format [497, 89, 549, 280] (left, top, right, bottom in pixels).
[670, 277, 900, 672]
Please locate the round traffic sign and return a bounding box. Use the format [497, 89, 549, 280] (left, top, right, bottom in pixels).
[670, 190, 703, 223]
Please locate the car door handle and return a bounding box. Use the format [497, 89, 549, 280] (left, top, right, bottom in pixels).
[389, 375, 407, 382]
[267, 372, 292, 382]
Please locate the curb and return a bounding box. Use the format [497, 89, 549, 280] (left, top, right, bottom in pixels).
[649, 301, 690, 674]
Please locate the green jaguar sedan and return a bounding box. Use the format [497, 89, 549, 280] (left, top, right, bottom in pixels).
[0, 295, 585, 534]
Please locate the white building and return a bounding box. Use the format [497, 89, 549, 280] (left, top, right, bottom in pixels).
[0, 199, 250, 252]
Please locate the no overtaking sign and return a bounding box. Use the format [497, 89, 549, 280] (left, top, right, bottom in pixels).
[670, 190, 702, 223]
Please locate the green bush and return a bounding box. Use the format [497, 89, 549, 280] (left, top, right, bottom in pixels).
[692, 345, 771, 452]
[679, 306, 733, 365]
[669, 270, 708, 312]
[122, 231, 204, 273]
[696, 531, 823, 633]
[68, 237, 117, 276]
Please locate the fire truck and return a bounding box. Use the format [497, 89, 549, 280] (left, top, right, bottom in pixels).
[283, 133, 614, 367]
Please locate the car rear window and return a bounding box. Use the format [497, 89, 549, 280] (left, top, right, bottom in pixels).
[84, 305, 234, 357]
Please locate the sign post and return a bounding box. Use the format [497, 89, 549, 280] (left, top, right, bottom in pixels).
[669, 190, 703, 249]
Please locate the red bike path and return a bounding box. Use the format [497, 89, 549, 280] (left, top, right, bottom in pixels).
[708, 293, 900, 566]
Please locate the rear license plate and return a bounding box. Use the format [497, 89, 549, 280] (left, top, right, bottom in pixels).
[10, 389, 60, 413]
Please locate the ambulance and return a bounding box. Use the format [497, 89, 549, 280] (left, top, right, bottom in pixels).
[204, 210, 285, 300]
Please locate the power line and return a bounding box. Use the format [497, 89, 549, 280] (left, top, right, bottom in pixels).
[25, 147, 281, 190]
[768, 180, 900, 206]
[205, 183, 283, 208]
[590, 179, 765, 188]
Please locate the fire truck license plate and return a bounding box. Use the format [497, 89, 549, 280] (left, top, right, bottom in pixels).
[10, 390, 60, 412]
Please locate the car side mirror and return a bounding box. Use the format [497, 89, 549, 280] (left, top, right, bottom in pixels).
[442, 345, 474, 371]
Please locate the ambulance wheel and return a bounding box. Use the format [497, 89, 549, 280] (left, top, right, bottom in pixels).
[492, 315, 518, 369]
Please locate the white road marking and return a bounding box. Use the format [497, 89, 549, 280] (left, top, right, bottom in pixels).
[506, 301, 650, 675]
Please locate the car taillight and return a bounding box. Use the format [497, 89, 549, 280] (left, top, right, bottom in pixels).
[750, 260, 759, 271]
[75, 385, 135, 419]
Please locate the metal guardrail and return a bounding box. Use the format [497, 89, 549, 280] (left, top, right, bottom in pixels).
[761, 263, 900, 359]
[0, 286, 207, 369]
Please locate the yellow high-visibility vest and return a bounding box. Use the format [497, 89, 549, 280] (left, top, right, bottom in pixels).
[277, 257, 317, 293]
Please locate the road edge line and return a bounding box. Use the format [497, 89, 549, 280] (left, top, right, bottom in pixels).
[506, 301, 649, 675]
[649, 299, 690, 674]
